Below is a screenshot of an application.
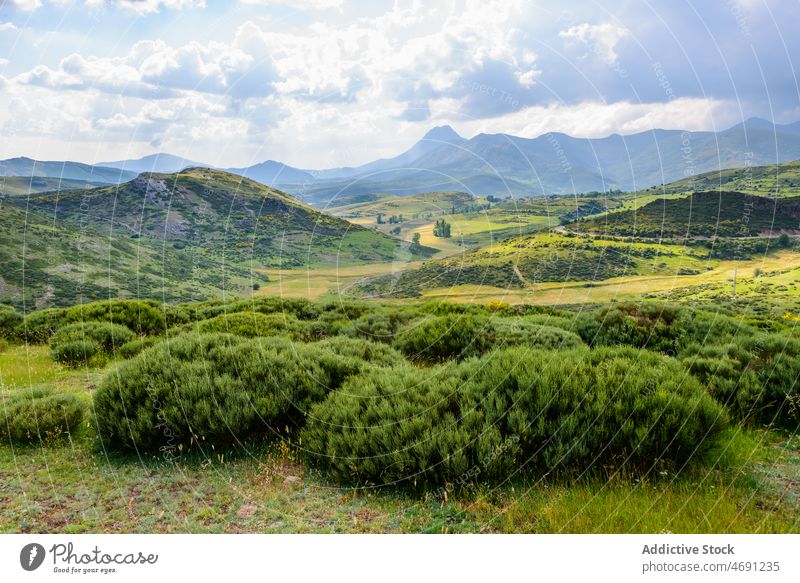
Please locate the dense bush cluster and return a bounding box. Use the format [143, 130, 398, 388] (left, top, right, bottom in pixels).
[303, 347, 728, 485]
[1, 389, 85, 442]
[684, 333, 800, 427]
[93, 333, 399, 451]
[3, 295, 792, 491]
[196, 311, 312, 340]
[575, 302, 750, 355]
[49, 322, 136, 367]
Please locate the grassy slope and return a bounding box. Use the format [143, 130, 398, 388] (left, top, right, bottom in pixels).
[23, 168, 423, 268]
[0, 344, 797, 534]
[578, 191, 800, 238]
[1, 168, 438, 308]
[0, 201, 258, 309]
[642, 159, 800, 197]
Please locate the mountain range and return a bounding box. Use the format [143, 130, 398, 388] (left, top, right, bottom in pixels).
[3, 117, 800, 201]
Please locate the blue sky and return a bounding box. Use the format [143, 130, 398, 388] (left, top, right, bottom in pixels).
[0, 0, 797, 168]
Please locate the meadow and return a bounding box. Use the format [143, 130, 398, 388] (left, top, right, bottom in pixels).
[0, 298, 797, 533]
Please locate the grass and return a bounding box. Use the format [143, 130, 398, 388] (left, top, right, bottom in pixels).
[0, 342, 797, 533]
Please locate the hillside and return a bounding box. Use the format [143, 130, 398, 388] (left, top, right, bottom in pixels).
[577, 191, 800, 238]
[0, 157, 135, 184]
[19, 168, 431, 269]
[0, 176, 106, 196]
[0, 202, 258, 309]
[638, 159, 800, 197]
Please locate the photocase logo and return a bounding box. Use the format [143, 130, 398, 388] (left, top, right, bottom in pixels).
[20, 543, 46, 571]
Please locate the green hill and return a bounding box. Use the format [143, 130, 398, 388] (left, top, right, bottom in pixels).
[0, 202, 258, 309]
[22, 168, 429, 268]
[2, 168, 432, 308]
[639, 159, 800, 197]
[577, 191, 800, 238]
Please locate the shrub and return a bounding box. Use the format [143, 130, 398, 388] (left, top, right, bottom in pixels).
[117, 337, 161, 359]
[93, 333, 369, 451]
[18, 308, 68, 343]
[303, 346, 728, 485]
[51, 340, 102, 368]
[310, 336, 405, 368]
[575, 303, 752, 355]
[50, 321, 136, 358]
[684, 333, 800, 427]
[1, 391, 85, 442]
[344, 309, 421, 344]
[394, 314, 495, 362]
[0, 305, 22, 340]
[196, 312, 312, 340]
[196, 297, 320, 321]
[493, 320, 584, 350]
[64, 300, 167, 335]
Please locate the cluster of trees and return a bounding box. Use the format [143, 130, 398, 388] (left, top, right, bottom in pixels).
[376, 213, 405, 224]
[433, 218, 452, 238]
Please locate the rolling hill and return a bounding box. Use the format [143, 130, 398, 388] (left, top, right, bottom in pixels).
[20, 168, 431, 268]
[577, 191, 800, 238]
[1, 168, 433, 308]
[0, 200, 258, 310]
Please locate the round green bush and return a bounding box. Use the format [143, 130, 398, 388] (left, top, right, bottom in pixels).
[684, 333, 800, 427]
[64, 300, 167, 335]
[310, 336, 405, 368]
[196, 312, 311, 340]
[344, 309, 421, 344]
[93, 333, 371, 451]
[394, 314, 495, 362]
[52, 340, 103, 367]
[575, 303, 752, 355]
[117, 337, 161, 359]
[0, 305, 22, 340]
[18, 308, 68, 343]
[2, 391, 85, 442]
[50, 321, 136, 363]
[303, 346, 728, 485]
[493, 320, 584, 350]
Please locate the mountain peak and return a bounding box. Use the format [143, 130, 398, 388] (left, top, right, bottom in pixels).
[422, 125, 464, 143]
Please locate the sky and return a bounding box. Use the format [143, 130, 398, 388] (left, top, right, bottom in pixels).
[0, 0, 798, 169]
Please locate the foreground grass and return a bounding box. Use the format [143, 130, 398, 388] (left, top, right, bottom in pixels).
[0, 345, 797, 534]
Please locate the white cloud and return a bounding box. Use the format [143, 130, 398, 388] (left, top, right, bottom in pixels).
[559, 22, 630, 66]
[0, 22, 19, 32]
[240, 0, 343, 10]
[4, 0, 42, 10]
[458, 97, 734, 140]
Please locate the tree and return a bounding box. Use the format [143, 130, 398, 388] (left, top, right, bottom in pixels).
[778, 233, 791, 248]
[376, 213, 384, 225]
[433, 219, 452, 238]
[412, 232, 421, 245]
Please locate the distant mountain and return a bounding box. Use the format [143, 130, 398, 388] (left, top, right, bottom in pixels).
[0, 157, 135, 184]
[99, 153, 204, 174]
[0, 176, 106, 196]
[225, 160, 315, 186]
[266, 117, 800, 203]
